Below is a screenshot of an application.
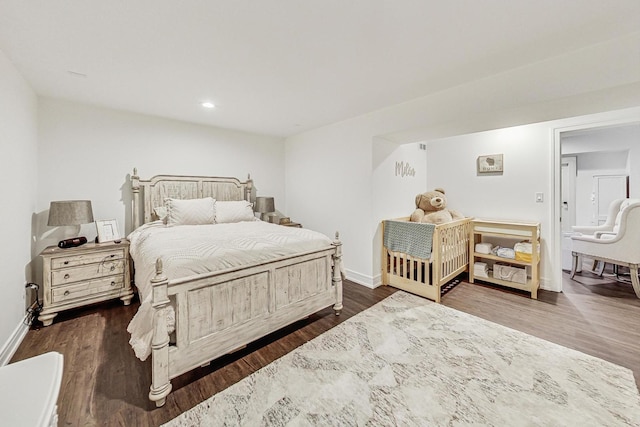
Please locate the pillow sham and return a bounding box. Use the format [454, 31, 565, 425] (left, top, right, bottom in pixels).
[153, 206, 168, 222]
[215, 200, 255, 224]
[165, 197, 216, 226]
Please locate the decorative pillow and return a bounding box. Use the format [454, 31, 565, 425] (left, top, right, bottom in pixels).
[153, 206, 168, 222]
[215, 200, 255, 224]
[165, 197, 216, 226]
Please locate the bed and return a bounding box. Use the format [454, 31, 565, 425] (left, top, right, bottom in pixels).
[381, 217, 471, 302]
[128, 169, 343, 407]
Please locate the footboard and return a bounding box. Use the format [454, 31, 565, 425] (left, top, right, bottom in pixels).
[148, 238, 343, 407]
[382, 217, 471, 302]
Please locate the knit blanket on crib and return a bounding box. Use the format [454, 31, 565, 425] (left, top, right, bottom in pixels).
[383, 220, 435, 259]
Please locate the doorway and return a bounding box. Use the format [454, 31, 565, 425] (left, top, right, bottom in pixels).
[557, 122, 638, 278]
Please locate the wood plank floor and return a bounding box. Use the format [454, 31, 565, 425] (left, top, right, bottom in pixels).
[10, 271, 640, 426]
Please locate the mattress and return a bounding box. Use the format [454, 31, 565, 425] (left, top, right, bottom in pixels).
[126, 219, 333, 360]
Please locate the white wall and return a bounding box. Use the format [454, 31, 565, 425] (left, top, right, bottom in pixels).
[372, 140, 427, 220]
[573, 151, 629, 226]
[562, 125, 640, 225]
[425, 124, 556, 287]
[285, 119, 373, 281]
[285, 32, 640, 288]
[0, 50, 38, 354]
[369, 140, 427, 286]
[562, 124, 640, 156]
[424, 115, 640, 291]
[36, 98, 285, 255]
[426, 125, 551, 221]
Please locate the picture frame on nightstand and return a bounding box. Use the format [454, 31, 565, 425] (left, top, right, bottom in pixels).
[96, 219, 120, 243]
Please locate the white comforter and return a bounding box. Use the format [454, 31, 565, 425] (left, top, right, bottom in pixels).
[126, 219, 333, 360]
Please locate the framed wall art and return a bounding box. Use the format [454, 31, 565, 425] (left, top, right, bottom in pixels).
[477, 154, 504, 174]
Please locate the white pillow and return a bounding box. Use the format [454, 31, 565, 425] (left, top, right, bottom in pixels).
[153, 206, 168, 222]
[165, 197, 216, 226]
[215, 200, 255, 224]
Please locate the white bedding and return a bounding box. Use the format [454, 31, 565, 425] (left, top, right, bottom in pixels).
[126, 219, 333, 360]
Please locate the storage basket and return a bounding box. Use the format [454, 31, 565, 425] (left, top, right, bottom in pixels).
[493, 262, 527, 284]
[514, 241, 537, 263]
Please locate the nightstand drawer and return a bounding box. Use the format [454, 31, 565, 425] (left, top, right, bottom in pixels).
[51, 250, 124, 269]
[51, 260, 125, 286]
[52, 276, 125, 304]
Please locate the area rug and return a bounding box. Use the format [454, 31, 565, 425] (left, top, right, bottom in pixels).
[163, 291, 640, 426]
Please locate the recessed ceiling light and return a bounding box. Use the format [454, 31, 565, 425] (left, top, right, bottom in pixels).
[201, 101, 215, 109]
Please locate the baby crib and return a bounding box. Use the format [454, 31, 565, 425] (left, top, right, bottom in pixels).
[381, 217, 472, 302]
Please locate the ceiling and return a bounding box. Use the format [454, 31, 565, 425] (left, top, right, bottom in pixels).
[1, 1, 639, 137]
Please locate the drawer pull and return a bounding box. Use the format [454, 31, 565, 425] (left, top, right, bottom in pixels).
[110, 265, 116, 271]
[64, 274, 70, 279]
[64, 290, 70, 296]
[63, 261, 69, 265]
[110, 254, 115, 258]
[111, 281, 116, 286]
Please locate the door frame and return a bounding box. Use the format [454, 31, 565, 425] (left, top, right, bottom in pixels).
[561, 156, 577, 232]
[552, 117, 640, 292]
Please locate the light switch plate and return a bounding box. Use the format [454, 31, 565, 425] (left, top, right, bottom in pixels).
[535, 192, 544, 203]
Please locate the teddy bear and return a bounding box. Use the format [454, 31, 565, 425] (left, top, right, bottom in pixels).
[409, 188, 464, 224]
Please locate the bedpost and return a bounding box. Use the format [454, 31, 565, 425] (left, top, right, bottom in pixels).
[132, 168, 141, 230]
[245, 173, 253, 202]
[332, 232, 344, 315]
[148, 258, 172, 408]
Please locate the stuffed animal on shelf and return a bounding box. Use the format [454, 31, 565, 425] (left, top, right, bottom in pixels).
[409, 188, 464, 224]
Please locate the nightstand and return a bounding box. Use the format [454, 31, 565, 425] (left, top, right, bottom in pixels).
[39, 240, 134, 326]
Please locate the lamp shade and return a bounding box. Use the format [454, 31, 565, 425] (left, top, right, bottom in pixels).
[47, 200, 94, 226]
[254, 197, 275, 213]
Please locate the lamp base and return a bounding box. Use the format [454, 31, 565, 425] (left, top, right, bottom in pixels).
[58, 236, 88, 249]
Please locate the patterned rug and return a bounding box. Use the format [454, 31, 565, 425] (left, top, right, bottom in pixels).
[164, 291, 640, 426]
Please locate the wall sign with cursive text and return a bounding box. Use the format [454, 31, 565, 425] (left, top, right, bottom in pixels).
[395, 161, 416, 178]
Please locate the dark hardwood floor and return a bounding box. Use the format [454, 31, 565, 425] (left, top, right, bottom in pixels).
[11, 271, 640, 426]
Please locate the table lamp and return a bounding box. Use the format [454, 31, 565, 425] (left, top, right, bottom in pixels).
[47, 200, 94, 248]
[254, 196, 275, 221]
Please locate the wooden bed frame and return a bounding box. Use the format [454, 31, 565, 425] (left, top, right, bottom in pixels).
[130, 169, 343, 407]
[381, 217, 471, 302]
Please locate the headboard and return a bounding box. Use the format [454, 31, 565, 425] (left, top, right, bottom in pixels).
[131, 168, 253, 228]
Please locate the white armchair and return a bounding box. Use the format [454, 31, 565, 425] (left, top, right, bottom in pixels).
[572, 198, 640, 236]
[571, 198, 640, 274]
[570, 199, 640, 298]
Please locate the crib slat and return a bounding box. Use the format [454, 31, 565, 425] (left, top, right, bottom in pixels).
[392, 251, 399, 276]
[407, 255, 414, 280]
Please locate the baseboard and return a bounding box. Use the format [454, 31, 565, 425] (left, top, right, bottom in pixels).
[372, 273, 382, 288]
[344, 269, 380, 289]
[346, 268, 559, 294]
[539, 277, 560, 293]
[0, 314, 30, 366]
